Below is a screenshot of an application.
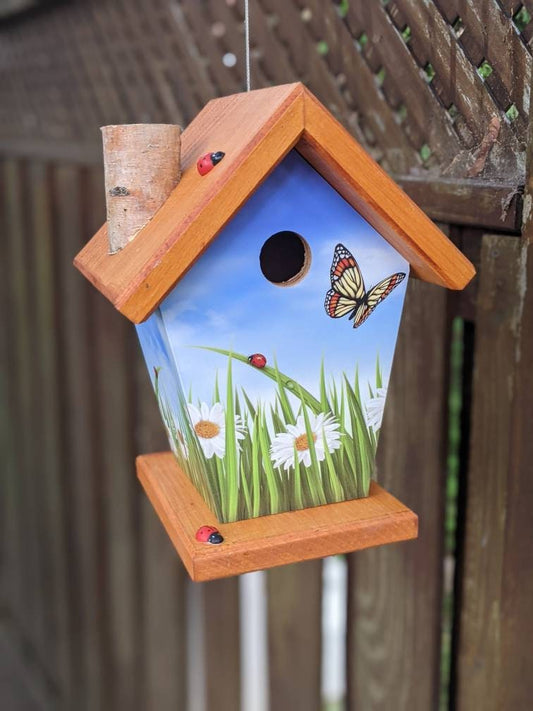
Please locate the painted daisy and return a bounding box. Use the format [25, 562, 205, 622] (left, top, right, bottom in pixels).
[366, 387, 387, 431]
[270, 412, 342, 470]
[187, 402, 245, 459]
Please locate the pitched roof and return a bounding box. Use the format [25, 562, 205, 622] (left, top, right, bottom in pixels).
[74, 82, 475, 323]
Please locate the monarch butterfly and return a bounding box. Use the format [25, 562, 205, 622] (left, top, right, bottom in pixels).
[324, 243, 406, 329]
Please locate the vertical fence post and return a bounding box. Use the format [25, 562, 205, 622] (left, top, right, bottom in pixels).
[268, 561, 322, 711]
[346, 279, 449, 710]
[455, 96, 533, 707]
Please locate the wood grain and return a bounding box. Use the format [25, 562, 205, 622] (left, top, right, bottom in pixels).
[267, 561, 322, 711]
[74, 83, 475, 322]
[204, 578, 241, 711]
[396, 176, 522, 233]
[497, 237, 533, 709]
[387, 1, 521, 138]
[54, 165, 106, 709]
[5, 160, 45, 661]
[93, 289, 141, 710]
[347, 278, 449, 711]
[2, 162, 29, 654]
[28, 162, 71, 693]
[74, 83, 306, 322]
[344, 0, 463, 157]
[434, 0, 530, 122]
[2, 0, 529, 187]
[299, 90, 475, 290]
[454, 234, 533, 710]
[136, 452, 418, 582]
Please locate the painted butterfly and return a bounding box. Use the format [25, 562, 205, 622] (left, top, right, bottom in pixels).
[324, 243, 406, 329]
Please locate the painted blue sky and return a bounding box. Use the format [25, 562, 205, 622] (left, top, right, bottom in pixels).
[139, 150, 409, 411]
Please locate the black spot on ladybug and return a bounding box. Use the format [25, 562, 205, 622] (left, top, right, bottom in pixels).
[211, 151, 225, 165]
[196, 525, 224, 544]
[248, 353, 267, 368]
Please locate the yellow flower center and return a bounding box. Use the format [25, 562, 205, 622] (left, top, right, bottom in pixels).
[194, 420, 220, 439]
[294, 432, 317, 452]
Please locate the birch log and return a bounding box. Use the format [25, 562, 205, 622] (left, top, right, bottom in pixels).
[101, 124, 181, 254]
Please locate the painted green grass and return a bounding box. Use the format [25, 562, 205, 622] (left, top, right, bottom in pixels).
[154, 350, 382, 523]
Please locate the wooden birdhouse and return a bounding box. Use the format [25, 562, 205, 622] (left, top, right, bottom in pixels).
[75, 83, 475, 581]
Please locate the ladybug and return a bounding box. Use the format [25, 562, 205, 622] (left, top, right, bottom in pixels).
[248, 353, 267, 369]
[195, 525, 224, 545]
[197, 151, 225, 176]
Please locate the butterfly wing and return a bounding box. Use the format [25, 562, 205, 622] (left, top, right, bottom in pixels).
[351, 304, 374, 328]
[329, 243, 365, 300]
[352, 272, 406, 328]
[325, 289, 357, 318]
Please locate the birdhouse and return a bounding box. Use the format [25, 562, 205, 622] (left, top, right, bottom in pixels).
[75, 83, 475, 581]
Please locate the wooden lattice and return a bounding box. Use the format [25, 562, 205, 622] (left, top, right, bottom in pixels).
[0, 0, 531, 214]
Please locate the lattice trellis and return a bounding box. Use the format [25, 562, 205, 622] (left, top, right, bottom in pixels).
[0, 0, 531, 183]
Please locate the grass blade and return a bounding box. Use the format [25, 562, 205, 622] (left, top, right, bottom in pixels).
[323, 431, 344, 502]
[225, 356, 239, 522]
[251, 413, 261, 517]
[258, 409, 280, 514]
[196, 346, 323, 413]
[319, 358, 330, 412]
[298, 390, 327, 506]
[241, 387, 257, 420]
[293, 446, 304, 510]
[376, 354, 383, 389]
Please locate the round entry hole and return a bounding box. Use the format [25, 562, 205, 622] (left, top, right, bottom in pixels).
[259, 231, 311, 286]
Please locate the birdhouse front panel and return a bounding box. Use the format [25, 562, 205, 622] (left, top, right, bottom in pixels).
[136, 150, 409, 523]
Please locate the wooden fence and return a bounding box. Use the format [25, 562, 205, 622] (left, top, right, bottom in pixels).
[1, 1, 533, 709]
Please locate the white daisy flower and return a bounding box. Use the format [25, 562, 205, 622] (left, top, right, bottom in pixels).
[366, 387, 388, 431]
[270, 412, 341, 471]
[187, 402, 245, 459]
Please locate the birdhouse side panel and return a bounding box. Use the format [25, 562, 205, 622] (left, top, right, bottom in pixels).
[144, 150, 409, 523]
[136, 309, 220, 513]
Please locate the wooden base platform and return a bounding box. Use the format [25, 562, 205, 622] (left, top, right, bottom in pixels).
[136, 452, 418, 582]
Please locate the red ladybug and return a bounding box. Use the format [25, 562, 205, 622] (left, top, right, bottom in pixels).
[195, 525, 224, 544]
[248, 353, 267, 368]
[197, 151, 225, 176]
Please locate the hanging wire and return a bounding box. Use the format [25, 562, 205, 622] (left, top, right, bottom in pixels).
[244, 0, 251, 91]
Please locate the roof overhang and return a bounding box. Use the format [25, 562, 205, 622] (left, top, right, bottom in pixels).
[74, 82, 475, 323]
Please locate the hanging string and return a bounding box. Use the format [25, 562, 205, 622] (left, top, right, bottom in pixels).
[244, 0, 251, 91]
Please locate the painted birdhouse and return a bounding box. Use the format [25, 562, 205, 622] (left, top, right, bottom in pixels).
[75, 83, 474, 581]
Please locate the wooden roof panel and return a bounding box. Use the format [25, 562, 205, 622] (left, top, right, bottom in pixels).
[74, 83, 306, 320]
[74, 83, 475, 323]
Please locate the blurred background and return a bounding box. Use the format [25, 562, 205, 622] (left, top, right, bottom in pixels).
[1, 1, 533, 710]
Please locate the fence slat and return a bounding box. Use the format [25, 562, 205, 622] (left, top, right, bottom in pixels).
[203, 578, 241, 710]
[455, 233, 533, 709]
[498, 237, 533, 709]
[347, 279, 449, 711]
[53, 164, 105, 709]
[0, 163, 21, 621]
[268, 561, 322, 711]
[27, 161, 71, 692]
[93, 295, 143, 710]
[139, 500, 188, 710]
[4, 160, 45, 652]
